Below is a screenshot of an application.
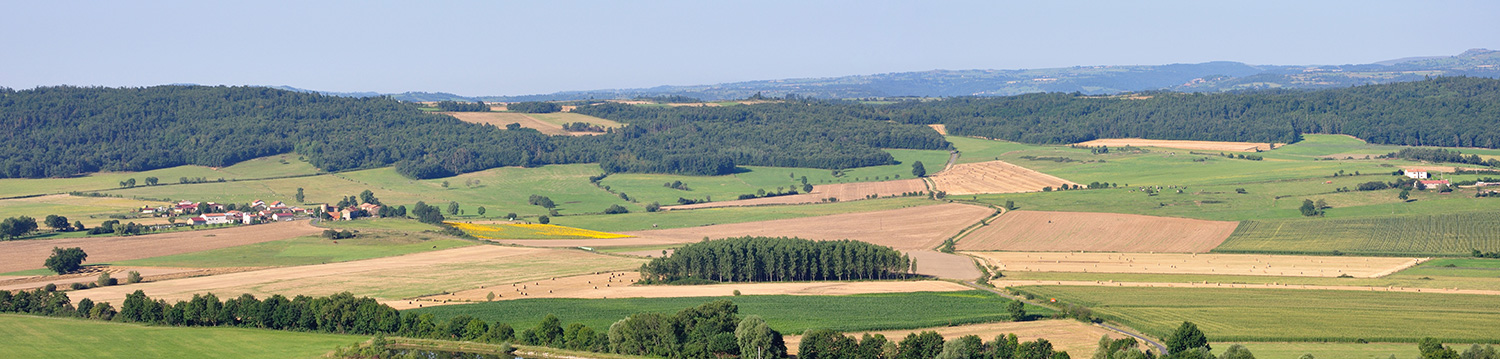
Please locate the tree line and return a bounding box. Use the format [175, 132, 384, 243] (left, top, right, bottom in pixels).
[881, 77, 1500, 148]
[434, 100, 490, 112]
[638, 236, 914, 283]
[1384, 148, 1500, 167]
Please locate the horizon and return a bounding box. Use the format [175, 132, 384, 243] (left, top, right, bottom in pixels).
[3, 1, 1498, 96]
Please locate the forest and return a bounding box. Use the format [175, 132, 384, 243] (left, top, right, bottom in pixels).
[0, 86, 944, 179]
[883, 77, 1500, 148]
[637, 236, 914, 283]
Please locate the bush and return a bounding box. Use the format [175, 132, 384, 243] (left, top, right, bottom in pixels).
[604, 204, 630, 215]
[538, 216, 550, 224]
[96, 272, 114, 287]
[645, 202, 661, 212]
[70, 282, 86, 290]
[126, 271, 142, 284]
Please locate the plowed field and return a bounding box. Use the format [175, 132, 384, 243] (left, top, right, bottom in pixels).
[957, 211, 1237, 253]
[931, 160, 1076, 195]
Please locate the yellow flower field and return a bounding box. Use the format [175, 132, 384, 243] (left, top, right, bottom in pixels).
[447, 222, 632, 240]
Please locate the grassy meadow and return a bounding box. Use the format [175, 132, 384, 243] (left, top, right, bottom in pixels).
[410, 290, 1049, 335]
[1217, 211, 1500, 255]
[598, 148, 950, 206]
[0, 314, 362, 359]
[551, 196, 936, 232]
[1014, 286, 1500, 343]
[112, 230, 474, 268]
[0, 154, 321, 199]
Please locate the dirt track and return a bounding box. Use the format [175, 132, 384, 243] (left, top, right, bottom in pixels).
[68, 245, 644, 306]
[663, 179, 927, 210]
[0, 221, 321, 273]
[411, 271, 971, 309]
[782, 320, 1123, 357]
[958, 211, 1237, 253]
[966, 252, 1423, 278]
[995, 280, 1500, 296]
[1074, 138, 1278, 152]
[931, 160, 1078, 195]
[496, 203, 995, 251]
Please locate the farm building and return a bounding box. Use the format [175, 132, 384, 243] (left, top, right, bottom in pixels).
[1418, 179, 1450, 190]
[1406, 171, 1429, 179]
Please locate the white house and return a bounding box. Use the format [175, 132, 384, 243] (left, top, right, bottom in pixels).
[200, 213, 232, 225]
[272, 212, 295, 221]
[1406, 171, 1429, 179]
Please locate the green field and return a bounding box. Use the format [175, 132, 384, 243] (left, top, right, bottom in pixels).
[0, 314, 363, 359]
[114, 224, 474, 268]
[1215, 342, 1420, 359]
[948, 136, 1053, 164]
[1216, 211, 1500, 256]
[552, 197, 936, 232]
[409, 290, 1047, 335]
[1394, 258, 1500, 278]
[999, 268, 1500, 292]
[1014, 286, 1500, 343]
[0, 154, 321, 199]
[598, 149, 951, 206]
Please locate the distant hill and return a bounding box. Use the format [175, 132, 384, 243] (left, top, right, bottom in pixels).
[269, 86, 474, 102]
[281, 48, 1500, 102]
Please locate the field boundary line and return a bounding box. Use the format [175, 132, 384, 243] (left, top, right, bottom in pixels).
[995, 280, 1500, 296]
[960, 280, 1168, 354]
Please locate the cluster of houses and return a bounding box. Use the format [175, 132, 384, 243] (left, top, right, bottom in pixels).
[322, 202, 383, 221]
[139, 199, 308, 226]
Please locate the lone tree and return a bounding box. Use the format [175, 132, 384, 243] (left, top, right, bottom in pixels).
[44, 247, 88, 274]
[1299, 199, 1322, 217]
[477, 206, 487, 217]
[1165, 321, 1209, 354]
[447, 201, 460, 215]
[912, 161, 927, 178]
[1399, 189, 1411, 201]
[1006, 300, 1027, 321]
[538, 215, 550, 224]
[736, 315, 775, 359]
[295, 187, 305, 203]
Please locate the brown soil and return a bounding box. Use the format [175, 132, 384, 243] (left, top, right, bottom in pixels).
[0, 221, 322, 273]
[495, 203, 995, 251]
[412, 271, 971, 309]
[1074, 138, 1280, 152]
[68, 245, 645, 307]
[931, 160, 1078, 195]
[966, 252, 1424, 278]
[1402, 165, 1490, 174]
[782, 320, 1125, 357]
[907, 250, 982, 280]
[958, 211, 1237, 253]
[663, 179, 927, 210]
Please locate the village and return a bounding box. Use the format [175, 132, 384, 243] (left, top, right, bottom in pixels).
[138, 199, 383, 227]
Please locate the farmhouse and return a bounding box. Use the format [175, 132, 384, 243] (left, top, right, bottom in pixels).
[1418, 179, 1450, 190]
[199, 213, 232, 225]
[1406, 171, 1429, 179]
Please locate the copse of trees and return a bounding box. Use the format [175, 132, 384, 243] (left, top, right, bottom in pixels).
[434, 100, 490, 112]
[639, 236, 913, 283]
[508, 101, 562, 113]
[798, 329, 1069, 359]
[1, 216, 39, 239]
[1385, 148, 1500, 167]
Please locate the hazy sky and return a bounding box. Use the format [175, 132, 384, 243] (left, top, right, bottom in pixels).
[3, 1, 1497, 96]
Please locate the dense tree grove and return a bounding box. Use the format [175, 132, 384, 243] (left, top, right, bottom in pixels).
[1385, 148, 1500, 167]
[508, 101, 562, 113]
[639, 237, 913, 283]
[798, 330, 1068, 359]
[573, 102, 950, 173]
[434, 100, 490, 112]
[885, 77, 1500, 148]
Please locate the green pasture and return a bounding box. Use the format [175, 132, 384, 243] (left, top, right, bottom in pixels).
[114, 229, 474, 268]
[1216, 211, 1500, 256]
[1014, 286, 1500, 343]
[1391, 258, 1500, 278]
[947, 136, 1054, 164]
[0, 154, 320, 199]
[551, 197, 936, 232]
[409, 290, 1047, 335]
[0, 314, 363, 359]
[599, 149, 950, 206]
[1216, 342, 1420, 359]
[1267, 134, 1500, 160]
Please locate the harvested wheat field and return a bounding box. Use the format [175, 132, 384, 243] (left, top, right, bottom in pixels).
[0, 267, 202, 291]
[1402, 165, 1489, 174]
[966, 252, 1424, 278]
[991, 280, 1500, 296]
[931, 160, 1077, 195]
[68, 245, 645, 307]
[907, 250, 983, 280]
[928, 124, 948, 135]
[1074, 138, 1278, 152]
[415, 271, 971, 309]
[664, 179, 928, 210]
[442, 112, 599, 136]
[782, 320, 1124, 357]
[958, 211, 1237, 253]
[0, 221, 321, 273]
[496, 203, 995, 251]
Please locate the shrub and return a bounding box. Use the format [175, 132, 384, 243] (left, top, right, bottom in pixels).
[96, 272, 114, 287]
[126, 271, 142, 284]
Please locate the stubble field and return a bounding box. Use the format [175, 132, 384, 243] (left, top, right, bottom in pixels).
[956, 211, 1237, 252]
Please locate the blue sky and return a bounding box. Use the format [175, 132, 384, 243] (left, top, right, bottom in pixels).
[2, 1, 1496, 96]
